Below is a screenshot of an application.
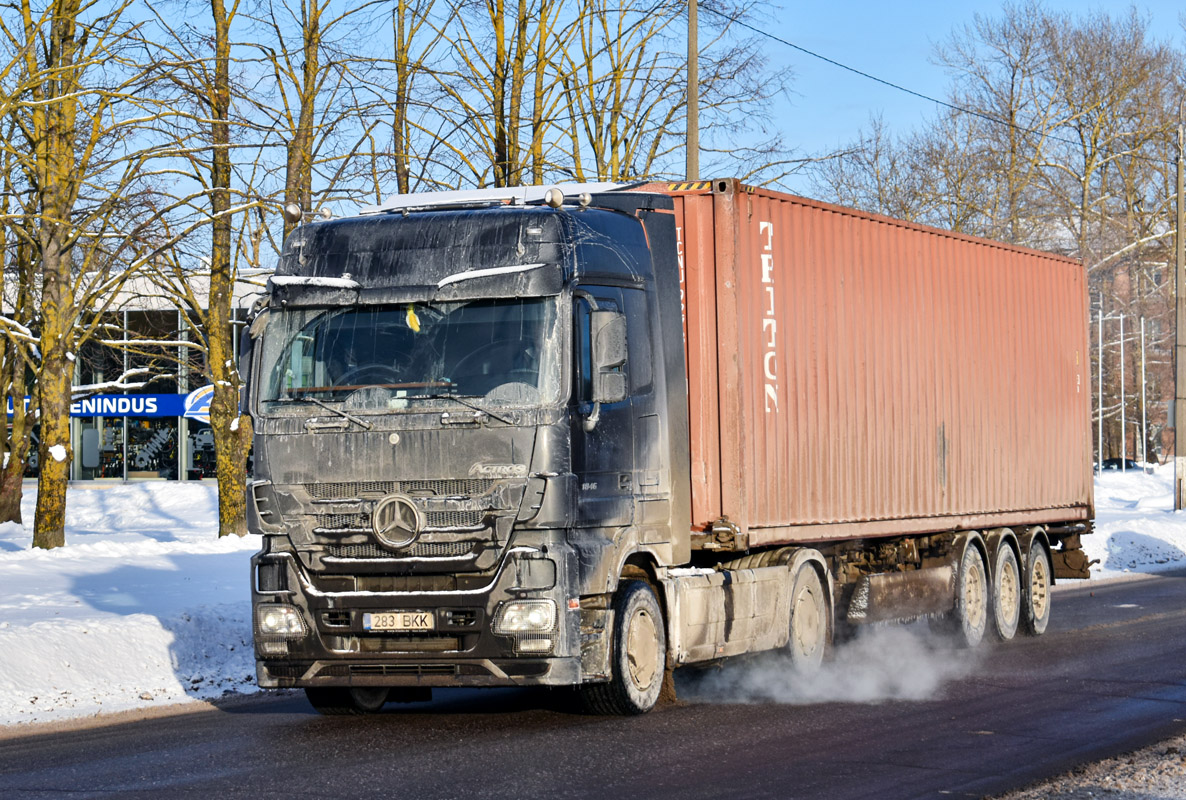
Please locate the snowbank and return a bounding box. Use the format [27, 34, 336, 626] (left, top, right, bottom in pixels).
[1085, 463, 1186, 577]
[0, 466, 1183, 727]
[0, 482, 260, 726]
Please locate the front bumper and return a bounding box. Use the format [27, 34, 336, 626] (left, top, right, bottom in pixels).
[251, 538, 582, 689]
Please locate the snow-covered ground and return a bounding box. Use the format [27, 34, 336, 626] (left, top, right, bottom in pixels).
[0, 466, 1184, 728]
[0, 481, 260, 726]
[1088, 464, 1186, 577]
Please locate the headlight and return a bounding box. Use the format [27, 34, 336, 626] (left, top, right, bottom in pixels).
[493, 600, 556, 634]
[256, 604, 306, 637]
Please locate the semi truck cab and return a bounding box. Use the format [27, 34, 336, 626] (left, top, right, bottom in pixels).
[245, 187, 695, 714]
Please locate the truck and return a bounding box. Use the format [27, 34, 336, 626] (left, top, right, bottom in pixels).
[243, 179, 1093, 715]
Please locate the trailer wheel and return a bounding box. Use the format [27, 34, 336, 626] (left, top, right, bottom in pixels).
[989, 544, 1021, 642]
[787, 565, 827, 671]
[580, 580, 666, 715]
[304, 687, 390, 715]
[1022, 540, 1052, 636]
[943, 543, 988, 648]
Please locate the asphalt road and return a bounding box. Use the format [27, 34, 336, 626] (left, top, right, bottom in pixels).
[2, 571, 1185, 800]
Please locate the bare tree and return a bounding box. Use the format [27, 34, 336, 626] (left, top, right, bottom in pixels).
[808, 3, 1184, 465]
[1, 0, 177, 548]
[146, 0, 264, 536]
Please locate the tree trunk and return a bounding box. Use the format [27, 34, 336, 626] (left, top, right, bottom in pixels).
[0, 344, 31, 524]
[0, 464, 23, 523]
[393, 0, 410, 194]
[31, 0, 83, 550]
[210, 380, 252, 537]
[207, 0, 250, 537]
[32, 245, 73, 550]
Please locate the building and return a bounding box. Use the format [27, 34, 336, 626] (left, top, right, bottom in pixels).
[5, 272, 265, 481]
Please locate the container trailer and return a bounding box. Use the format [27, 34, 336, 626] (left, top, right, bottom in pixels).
[244, 179, 1093, 715]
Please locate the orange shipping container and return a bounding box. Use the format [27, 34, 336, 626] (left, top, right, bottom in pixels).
[640, 180, 1094, 548]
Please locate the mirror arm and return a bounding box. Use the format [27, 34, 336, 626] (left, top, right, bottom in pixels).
[583, 401, 600, 432]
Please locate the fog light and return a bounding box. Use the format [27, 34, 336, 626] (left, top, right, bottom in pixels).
[516, 637, 553, 653]
[493, 600, 556, 634]
[256, 604, 306, 637]
[259, 639, 289, 656]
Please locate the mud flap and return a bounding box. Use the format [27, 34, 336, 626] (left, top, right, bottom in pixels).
[580, 607, 614, 681]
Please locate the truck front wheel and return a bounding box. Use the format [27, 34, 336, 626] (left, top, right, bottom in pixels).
[580, 580, 666, 715]
[305, 687, 389, 715]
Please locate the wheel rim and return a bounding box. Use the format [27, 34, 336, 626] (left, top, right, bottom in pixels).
[1030, 554, 1050, 619]
[999, 556, 1020, 624]
[625, 607, 660, 691]
[965, 556, 987, 632]
[792, 583, 824, 658]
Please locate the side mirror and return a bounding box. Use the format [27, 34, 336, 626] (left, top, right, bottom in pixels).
[591, 310, 627, 405]
[584, 310, 627, 431]
[239, 309, 268, 408]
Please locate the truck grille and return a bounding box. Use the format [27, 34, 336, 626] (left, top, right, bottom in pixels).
[315, 513, 369, 531]
[314, 510, 485, 532]
[306, 479, 495, 500]
[325, 541, 476, 559]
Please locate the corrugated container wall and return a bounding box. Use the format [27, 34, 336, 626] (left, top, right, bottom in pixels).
[646, 180, 1094, 548]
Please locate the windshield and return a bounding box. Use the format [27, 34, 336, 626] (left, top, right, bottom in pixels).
[259, 297, 561, 413]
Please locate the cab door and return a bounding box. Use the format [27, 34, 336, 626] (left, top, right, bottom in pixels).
[572, 288, 634, 527]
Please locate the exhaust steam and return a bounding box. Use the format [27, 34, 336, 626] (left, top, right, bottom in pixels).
[675, 623, 983, 705]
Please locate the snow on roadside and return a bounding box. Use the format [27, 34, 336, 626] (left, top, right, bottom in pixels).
[0, 465, 1184, 728]
[0, 482, 260, 726]
[1085, 463, 1186, 578]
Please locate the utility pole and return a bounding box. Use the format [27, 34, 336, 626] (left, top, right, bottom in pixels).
[1098, 296, 1103, 473]
[1141, 317, 1147, 466]
[1176, 119, 1186, 508]
[687, 0, 699, 181]
[1121, 314, 1126, 469]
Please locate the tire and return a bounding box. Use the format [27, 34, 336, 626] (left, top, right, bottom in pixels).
[989, 543, 1021, 642]
[579, 580, 666, 715]
[940, 542, 988, 648]
[1022, 540, 1052, 636]
[305, 686, 390, 715]
[787, 564, 828, 671]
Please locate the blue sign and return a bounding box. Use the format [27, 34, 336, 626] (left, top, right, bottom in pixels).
[6, 393, 207, 419]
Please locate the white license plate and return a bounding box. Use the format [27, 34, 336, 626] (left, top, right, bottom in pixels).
[363, 611, 435, 631]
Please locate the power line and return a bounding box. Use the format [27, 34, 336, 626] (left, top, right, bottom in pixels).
[698, 4, 1176, 169]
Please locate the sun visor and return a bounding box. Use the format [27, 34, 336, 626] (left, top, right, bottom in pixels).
[432, 262, 564, 301]
[267, 275, 360, 308]
[268, 264, 564, 308]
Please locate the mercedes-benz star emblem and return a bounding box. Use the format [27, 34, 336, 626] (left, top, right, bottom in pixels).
[371, 494, 422, 549]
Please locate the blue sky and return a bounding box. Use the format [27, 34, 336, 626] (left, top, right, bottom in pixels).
[766, 2, 1184, 192]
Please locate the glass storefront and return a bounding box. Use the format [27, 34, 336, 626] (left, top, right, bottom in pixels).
[7, 304, 247, 482]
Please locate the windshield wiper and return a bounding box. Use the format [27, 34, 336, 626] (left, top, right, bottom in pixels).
[305, 396, 374, 430]
[418, 391, 514, 425]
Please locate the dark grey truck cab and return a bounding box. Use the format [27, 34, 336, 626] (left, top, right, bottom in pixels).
[244, 188, 692, 714]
